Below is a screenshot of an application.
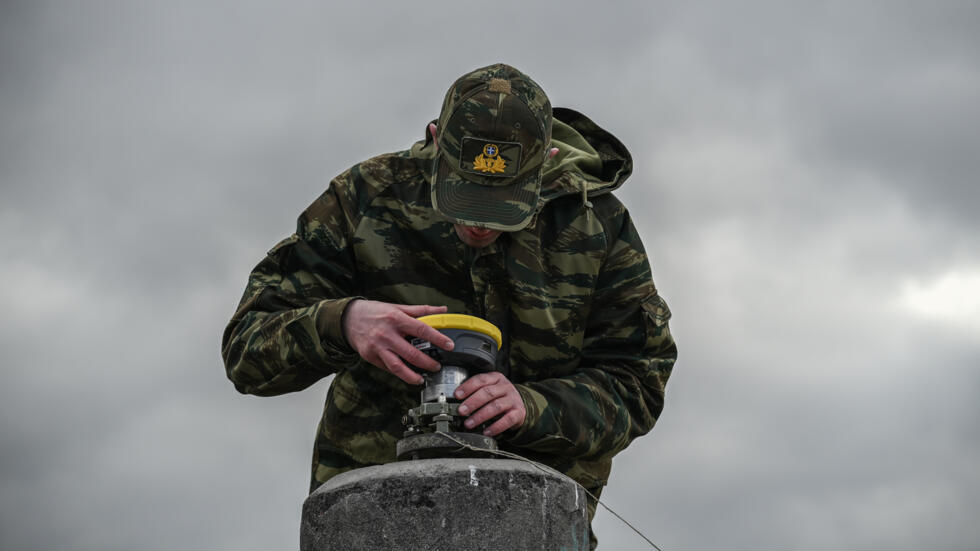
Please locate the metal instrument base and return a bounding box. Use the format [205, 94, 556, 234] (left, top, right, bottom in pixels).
[396, 431, 499, 461]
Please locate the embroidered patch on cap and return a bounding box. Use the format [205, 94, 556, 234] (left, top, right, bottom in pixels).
[459, 137, 522, 178]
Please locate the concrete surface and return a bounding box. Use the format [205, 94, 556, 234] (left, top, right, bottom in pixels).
[301, 458, 589, 551]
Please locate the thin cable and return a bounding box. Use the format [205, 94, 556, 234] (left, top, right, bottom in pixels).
[435, 432, 665, 551]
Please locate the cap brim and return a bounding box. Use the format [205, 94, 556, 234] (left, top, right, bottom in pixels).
[431, 154, 541, 232]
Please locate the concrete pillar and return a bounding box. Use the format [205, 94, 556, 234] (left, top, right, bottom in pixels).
[301, 458, 589, 551]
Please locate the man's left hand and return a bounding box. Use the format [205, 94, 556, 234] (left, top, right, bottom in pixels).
[454, 372, 526, 437]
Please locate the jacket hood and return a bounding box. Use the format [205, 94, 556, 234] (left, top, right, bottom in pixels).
[410, 106, 632, 204]
[538, 107, 633, 203]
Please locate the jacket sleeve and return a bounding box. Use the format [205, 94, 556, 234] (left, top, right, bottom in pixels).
[506, 207, 677, 461]
[220, 172, 363, 396]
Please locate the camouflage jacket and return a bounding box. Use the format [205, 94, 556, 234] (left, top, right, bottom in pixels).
[221, 107, 677, 501]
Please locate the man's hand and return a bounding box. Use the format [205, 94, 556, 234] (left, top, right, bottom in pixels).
[342, 299, 454, 385]
[454, 372, 527, 437]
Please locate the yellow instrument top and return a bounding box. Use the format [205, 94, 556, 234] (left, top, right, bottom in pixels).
[417, 314, 502, 348]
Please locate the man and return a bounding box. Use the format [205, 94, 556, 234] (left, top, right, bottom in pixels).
[221, 63, 676, 547]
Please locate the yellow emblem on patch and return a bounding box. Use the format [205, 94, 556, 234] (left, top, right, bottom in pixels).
[473, 143, 506, 174]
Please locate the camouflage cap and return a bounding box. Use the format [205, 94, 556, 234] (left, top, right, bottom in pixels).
[432, 63, 553, 232]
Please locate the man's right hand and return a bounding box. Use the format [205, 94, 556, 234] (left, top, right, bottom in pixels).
[341, 299, 455, 385]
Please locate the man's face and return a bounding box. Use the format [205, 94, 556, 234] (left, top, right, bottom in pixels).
[453, 224, 504, 248]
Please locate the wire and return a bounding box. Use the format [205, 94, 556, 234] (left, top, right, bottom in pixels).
[435, 432, 665, 551]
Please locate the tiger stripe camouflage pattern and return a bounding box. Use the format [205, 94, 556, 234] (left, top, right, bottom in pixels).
[221, 107, 677, 540]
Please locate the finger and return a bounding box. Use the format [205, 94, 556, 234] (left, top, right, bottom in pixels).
[398, 316, 455, 351]
[483, 410, 522, 437]
[395, 304, 448, 318]
[387, 337, 441, 372]
[458, 380, 504, 416]
[379, 349, 423, 385]
[454, 372, 502, 401]
[462, 395, 507, 428]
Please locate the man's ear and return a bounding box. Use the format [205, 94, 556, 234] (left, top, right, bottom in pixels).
[428, 123, 439, 150]
[548, 147, 559, 159]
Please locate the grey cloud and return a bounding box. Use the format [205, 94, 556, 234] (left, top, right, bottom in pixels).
[2, 1, 978, 550]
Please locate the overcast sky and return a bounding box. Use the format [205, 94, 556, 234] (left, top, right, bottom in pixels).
[1, 1, 978, 549]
